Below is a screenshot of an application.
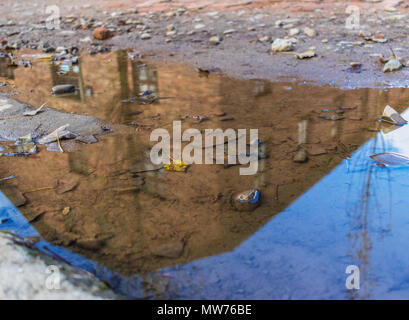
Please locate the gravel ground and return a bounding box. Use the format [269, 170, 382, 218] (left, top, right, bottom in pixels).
[0, 0, 408, 88]
[0, 96, 107, 141]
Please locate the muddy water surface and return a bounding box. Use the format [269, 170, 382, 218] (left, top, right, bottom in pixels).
[1, 50, 409, 299]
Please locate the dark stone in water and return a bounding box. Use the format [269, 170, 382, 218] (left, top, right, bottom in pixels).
[151, 241, 184, 258]
[75, 135, 98, 144]
[52, 84, 76, 95]
[76, 238, 106, 251]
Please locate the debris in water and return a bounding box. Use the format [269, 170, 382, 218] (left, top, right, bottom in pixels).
[39, 124, 75, 144]
[76, 238, 106, 250]
[23, 103, 46, 116]
[23, 186, 54, 194]
[308, 145, 327, 156]
[164, 160, 188, 172]
[319, 114, 345, 121]
[381, 105, 407, 125]
[55, 179, 79, 194]
[56, 132, 64, 153]
[232, 189, 260, 212]
[15, 133, 33, 145]
[62, 206, 71, 216]
[75, 135, 98, 144]
[293, 149, 308, 163]
[52, 84, 76, 95]
[184, 115, 207, 122]
[370, 152, 409, 166]
[0, 175, 15, 181]
[18, 59, 32, 68]
[35, 55, 53, 61]
[3, 144, 38, 156]
[151, 241, 185, 258]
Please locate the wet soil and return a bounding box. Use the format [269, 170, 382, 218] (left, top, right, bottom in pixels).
[1, 0, 409, 88]
[1, 49, 409, 285]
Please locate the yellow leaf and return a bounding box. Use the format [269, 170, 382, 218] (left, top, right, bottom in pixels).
[164, 160, 188, 172]
[36, 56, 53, 61]
[62, 207, 71, 216]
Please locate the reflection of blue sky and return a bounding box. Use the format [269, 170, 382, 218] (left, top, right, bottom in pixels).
[162, 118, 409, 299]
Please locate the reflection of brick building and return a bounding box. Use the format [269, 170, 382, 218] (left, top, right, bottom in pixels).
[0, 57, 14, 79]
[4, 51, 409, 275]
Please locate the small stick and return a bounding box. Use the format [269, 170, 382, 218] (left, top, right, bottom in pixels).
[23, 186, 54, 194]
[56, 131, 64, 153]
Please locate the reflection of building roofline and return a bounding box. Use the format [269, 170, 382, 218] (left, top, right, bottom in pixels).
[4, 52, 409, 275]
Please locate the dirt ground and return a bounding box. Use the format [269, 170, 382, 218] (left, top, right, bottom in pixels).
[1, 0, 409, 88]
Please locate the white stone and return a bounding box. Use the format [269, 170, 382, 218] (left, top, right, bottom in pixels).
[383, 58, 403, 72]
[271, 38, 293, 52]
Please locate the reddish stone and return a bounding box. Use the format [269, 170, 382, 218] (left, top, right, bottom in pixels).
[373, 33, 385, 40]
[93, 27, 111, 40]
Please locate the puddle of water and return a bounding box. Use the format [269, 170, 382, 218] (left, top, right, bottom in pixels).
[1, 50, 409, 298]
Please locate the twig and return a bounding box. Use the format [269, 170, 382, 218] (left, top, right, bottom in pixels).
[23, 186, 54, 194]
[56, 131, 64, 153]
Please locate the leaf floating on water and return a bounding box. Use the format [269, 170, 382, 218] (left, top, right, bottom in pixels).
[381, 105, 407, 126]
[36, 55, 53, 61]
[62, 207, 71, 216]
[370, 152, 409, 166]
[164, 160, 188, 172]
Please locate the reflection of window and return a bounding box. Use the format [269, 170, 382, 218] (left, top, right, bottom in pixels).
[50, 62, 80, 101]
[85, 86, 93, 97]
[132, 62, 159, 99]
[139, 69, 147, 81]
[252, 80, 271, 97]
[0, 58, 14, 79]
